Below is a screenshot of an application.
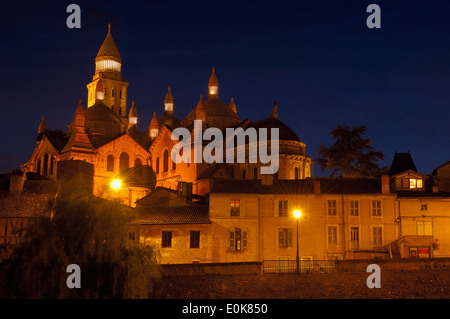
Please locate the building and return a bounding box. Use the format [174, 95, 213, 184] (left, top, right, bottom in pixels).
[13, 27, 450, 265]
[21, 25, 311, 206]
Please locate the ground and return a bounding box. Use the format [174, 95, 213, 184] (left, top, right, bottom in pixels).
[152, 269, 450, 299]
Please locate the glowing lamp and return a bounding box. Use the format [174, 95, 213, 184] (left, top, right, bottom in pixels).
[293, 210, 302, 219]
[111, 179, 122, 191]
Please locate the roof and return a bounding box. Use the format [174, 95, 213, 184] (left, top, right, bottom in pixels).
[249, 116, 300, 142]
[96, 25, 122, 63]
[389, 152, 417, 176]
[211, 177, 393, 195]
[85, 101, 124, 124]
[135, 205, 210, 225]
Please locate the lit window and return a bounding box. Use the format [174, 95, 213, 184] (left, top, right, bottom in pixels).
[229, 228, 247, 251]
[129, 117, 137, 125]
[150, 128, 159, 138]
[209, 86, 218, 95]
[410, 178, 417, 189]
[230, 200, 240, 216]
[417, 179, 423, 189]
[165, 103, 173, 112]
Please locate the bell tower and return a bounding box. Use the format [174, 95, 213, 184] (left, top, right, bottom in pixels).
[86, 24, 129, 118]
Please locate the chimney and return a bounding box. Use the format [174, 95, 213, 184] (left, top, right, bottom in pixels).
[381, 175, 390, 194]
[314, 179, 320, 194]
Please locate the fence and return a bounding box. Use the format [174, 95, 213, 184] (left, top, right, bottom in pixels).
[262, 259, 335, 274]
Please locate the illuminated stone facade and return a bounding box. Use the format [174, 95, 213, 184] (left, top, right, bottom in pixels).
[22, 26, 311, 206]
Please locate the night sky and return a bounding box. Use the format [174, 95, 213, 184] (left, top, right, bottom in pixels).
[1, 1, 449, 176]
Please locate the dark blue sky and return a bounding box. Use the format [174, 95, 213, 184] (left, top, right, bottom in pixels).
[0, 1, 449, 176]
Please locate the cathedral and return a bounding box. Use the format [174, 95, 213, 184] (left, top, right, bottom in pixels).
[22, 25, 311, 206]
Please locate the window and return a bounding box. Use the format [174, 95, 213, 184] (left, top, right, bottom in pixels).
[421, 204, 428, 211]
[43, 153, 49, 176]
[36, 160, 41, 175]
[278, 228, 292, 248]
[229, 228, 247, 251]
[111, 88, 115, 97]
[254, 167, 258, 180]
[107, 155, 114, 171]
[119, 90, 122, 99]
[294, 167, 299, 180]
[162, 231, 172, 248]
[230, 200, 240, 216]
[134, 158, 142, 166]
[417, 221, 432, 236]
[190, 231, 200, 248]
[327, 226, 338, 246]
[327, 200, 337, 216]
[155, 157, 160, 174]
[50, 156, 54, 175]
[163, 150, 169, 172]
[242, 169, 246, 180]
[278, 200, 288, 217]
[350, 200, 359, 216]
[372, 227, 383, 246]
[120, 152, 129, 172]
[395, 177, 424, 189]
[372, 200, 382, 216]
[128, 232, 136, 241]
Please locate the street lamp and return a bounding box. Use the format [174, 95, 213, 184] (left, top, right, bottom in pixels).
[111, 179, 121, 198]
[293, 209, 302, 273]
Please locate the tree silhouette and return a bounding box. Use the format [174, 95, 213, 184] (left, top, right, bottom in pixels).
[315, 125, 385, 177]
[0, 194, 160, 299]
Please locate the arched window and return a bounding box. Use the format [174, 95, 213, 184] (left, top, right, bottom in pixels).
[294, 167, 300, 180]
[163, 150, 169, 172]
[36, 160, 41, 175]
[111, 88, 115, 97]
[253, 167, 258, 180]
[43, 154, 49, 176]
[134, 158, 142, 166]
[50, 156, 54, 175]
[155, 157, 160, 174]
[107, 155, 115, 171]
[120, 152, 129, 172]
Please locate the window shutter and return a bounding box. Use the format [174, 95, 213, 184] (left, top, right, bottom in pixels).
[229, 228, 235, 250]
[417, 222, 424, 235]
[225, 200, 231, 217]
[242, 228, 248, 250]
[424, 222, 433, 236]
[240, 199, 245, 217]
[278, 228, 284, 248]
[288, 228, 293, 247]
[274, 200, 279, 217]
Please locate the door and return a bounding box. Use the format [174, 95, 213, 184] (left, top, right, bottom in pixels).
[350, 227, 359, 250]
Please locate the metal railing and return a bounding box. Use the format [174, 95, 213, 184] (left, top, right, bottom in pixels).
[262, 259, 335, 274]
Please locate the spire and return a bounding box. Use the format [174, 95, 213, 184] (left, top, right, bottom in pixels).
[74, 99, 86, 129]
[149, 112, 159, 139]
[96, 23, 122, 62]
[38, 116, 48, 135]
[208, 67, 219, 98]
[229, 97, 237, 114]
[196, 94, 206, 121]
[271, 100, 278, 119]
[95, 23, 122, 73]
[129, 101, 138, 126]
[164, 85, 174, 113]
[61, 100, 93, 154]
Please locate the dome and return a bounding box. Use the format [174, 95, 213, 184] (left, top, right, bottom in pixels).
[208, 67, 218, 87]
[184, 98, 241, 130]
[129, 101, 137, 118]
[85, 101, 124, 125]
[250, 116, 300, 142]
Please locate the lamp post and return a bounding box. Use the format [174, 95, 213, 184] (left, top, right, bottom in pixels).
[111, 179, 122, 199]
[293, 210, 302, 274]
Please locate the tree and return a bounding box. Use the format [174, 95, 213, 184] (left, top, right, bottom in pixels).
[315, 125, 385, 177]
[0, 194, 160, 299]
